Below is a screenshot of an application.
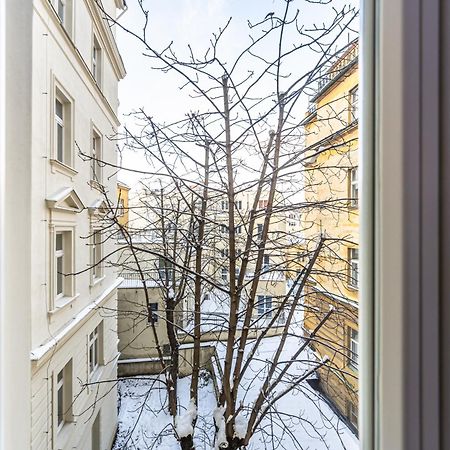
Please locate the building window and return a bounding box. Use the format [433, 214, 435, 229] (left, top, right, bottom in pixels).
[56, 360, 73, 431]
[262, 254, 270, 271]
[348, 327, 359, 370]
[349, 86, 359, 122]
[117, 199, 125, 217]
[54, 87, 72, 167]
[92, 35, 102, 86]
[88, 324, 103, 377]
[258, 200, 268, 209]
[221, 200, 229, 211]
[347, 401, 358, 428]
[54, 0, 73, 35]
[220, 248, 229, 258]
[91, 230, 103, 281]
[54, 230, 74, 301]
[257, 295, 273, 318]
[235, 200, 242, 210]
[348, 247, 359, 288]
[221, 268, 228, 282]
[257, 223, 263, 240]
[91, 129, 102, 183]
[158, 257, 173, 281]
[220, 224, 229, 234]
[235, 225, 242, 234]
[349, 167, 359, 208]
[150, 303, 158, 323]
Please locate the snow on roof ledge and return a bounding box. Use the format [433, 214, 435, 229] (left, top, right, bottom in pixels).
[30, 278, 123, 364]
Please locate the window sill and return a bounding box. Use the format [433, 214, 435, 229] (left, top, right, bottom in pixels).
[90, 275, 105, 288]
[49, 293, 80, 315]
[347, 284, 359, 292]
[56, 418, 76, 448]
[89, 180, 105, 192]
[50, 159, 78, 179]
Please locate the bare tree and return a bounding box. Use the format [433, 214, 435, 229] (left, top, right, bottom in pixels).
[76, 1, 360, 449]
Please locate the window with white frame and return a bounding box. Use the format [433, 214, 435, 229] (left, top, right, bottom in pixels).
[91, 230, 103, 281]
[91, 129, 102, 183]
[158, 257, 173, 281]
[88, 324, 102, 377]
[56, 360, 72, 431]
[349, 167, 359, 207]
[92, 34, 102, 86]
[258, 199, 268, 209]
[54, 230, 74, 301]
[117, 199, 125, 217]
[235, 200, 242, 210]
[257, 295, 273, 318]
[221, 267, 228, 282]
[54, 88, 72, 167]
[220, 248, 229, 258]
[235, 225, 242, 234]
[348, 327, 359, 370]
[348, 247, 359, 288]
[221, 200, 229, 211]
[349, 85, 359, 122]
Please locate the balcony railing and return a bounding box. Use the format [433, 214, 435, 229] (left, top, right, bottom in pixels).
[315, 43, 359, 95]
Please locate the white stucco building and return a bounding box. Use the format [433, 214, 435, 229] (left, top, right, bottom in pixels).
[1, 1, 126, 449]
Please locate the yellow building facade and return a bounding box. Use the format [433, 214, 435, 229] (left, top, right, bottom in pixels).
[301, 40, 359, 431]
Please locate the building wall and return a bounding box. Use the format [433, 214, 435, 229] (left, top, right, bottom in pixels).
[301, 45, 359, 429]
[29, 0, 125, 448]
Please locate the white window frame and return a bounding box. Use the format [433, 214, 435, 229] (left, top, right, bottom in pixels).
[53, 0, 73, 36]
[52, 83, 74, 170]
[55, 359, 73, 433]
[221, 267, 228, 282]
[257, 295, 273, 318]
[348, 327, 359, 370]
[348, 247, 359, 288]
[349, 85, 359, 123]
[88, 327, 99, 377]
[52, 228, 75, 308]
[91, 228, 103, 283]
[91, 127, 102, 184]
[349, 166, 359, 208]
[117, 198, 125, 217]
[92, 33, 102, 87]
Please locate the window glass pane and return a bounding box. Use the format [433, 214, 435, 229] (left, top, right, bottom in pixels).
[56, 256, 63, 295]
[56, 233, 63, 251]
[55, 99, 63, 120]
[57, 0, 65, 23]
[57, 385, 63, 424]
[57, 124, 64, 162]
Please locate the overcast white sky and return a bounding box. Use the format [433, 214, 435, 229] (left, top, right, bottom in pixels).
[115, 0, 358, 187]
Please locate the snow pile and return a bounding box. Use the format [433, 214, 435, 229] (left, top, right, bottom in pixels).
[233, 414, 248, 440]
[213, 406, 227, 449]
[176, 399, 197, 438]
[113, 337, 359, 450]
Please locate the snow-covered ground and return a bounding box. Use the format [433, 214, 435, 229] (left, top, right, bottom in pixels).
[113, 336, 359, 450]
